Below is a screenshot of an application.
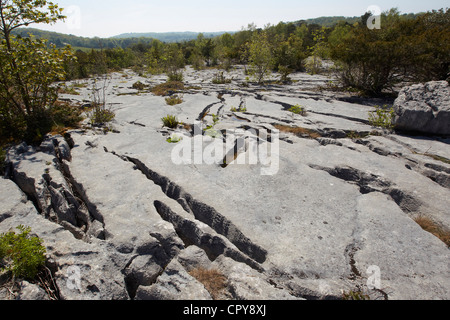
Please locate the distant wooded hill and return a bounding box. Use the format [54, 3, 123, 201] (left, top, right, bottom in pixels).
[112, 31, 232, 42]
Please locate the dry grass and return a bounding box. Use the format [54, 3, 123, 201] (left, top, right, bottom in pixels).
[273, 124, 322, 139]
[189, 267, 227, 300]
[165, 95, 183, 105]
[151, 81, 185, 96]
[414, 216, 450, 247]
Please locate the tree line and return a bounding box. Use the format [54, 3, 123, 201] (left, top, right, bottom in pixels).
[63, 8, 449, 94]
[1, 0, 449, 146]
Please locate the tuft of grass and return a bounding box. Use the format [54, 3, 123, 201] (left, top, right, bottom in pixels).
[342, 290, 370, 300]
[273, 124, 321, 139]
[165, 95, 183, 106]
[161, 114, 179, 129]
[414, 216, 450, 247]
[189, 267, 227, 300]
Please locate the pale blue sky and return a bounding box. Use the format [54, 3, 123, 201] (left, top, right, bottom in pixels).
[35, 0, 449, 38]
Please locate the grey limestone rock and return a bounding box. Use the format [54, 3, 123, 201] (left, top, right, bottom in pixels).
[394, 81, 450, 135]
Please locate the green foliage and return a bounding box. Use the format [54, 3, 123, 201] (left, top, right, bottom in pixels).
[165, 95, 183, 106]
[0, 225, 46, 279]
[90, 106, 115, 126]
[288, 105, 306, 116]
[212, 71, 231, 84]
[0, 0, 76, 143]
[166, 133, 183, 144]
[161, 114, 179, 128]
[330, 8, 450, 95]
[305, 27, 330, 74]
[368, 105, 395, 129]
[245, 30, 275, 84]
[88, 77, 115, 126]
[342, 290, 370, 300]
[132, 81, 147, 91]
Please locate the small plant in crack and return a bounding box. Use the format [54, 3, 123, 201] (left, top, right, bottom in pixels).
[203, 114, 222, 139]
[165, 94, 183, 106]
[288, 105, 307, 116]
[368, 105, 395, 130]
[161, 114, 179, 129]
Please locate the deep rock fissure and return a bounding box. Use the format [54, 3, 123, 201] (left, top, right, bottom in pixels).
[104, 148, 268, 264]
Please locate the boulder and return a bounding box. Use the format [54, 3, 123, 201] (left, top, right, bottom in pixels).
[394, 81, 450, 135]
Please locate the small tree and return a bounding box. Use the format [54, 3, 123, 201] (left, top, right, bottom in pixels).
[0, 0, 75, 142]
[245, 30, 274, 84]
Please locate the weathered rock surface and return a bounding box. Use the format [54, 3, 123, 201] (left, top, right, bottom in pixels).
[1, 67, 449, 300]
[394, 80, 450, 135]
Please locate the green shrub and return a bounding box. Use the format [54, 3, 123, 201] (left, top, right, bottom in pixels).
[90, 104, 115, 126]
[161, 115, 179, 129]
[167, 71, 184, 82]
[132, 81, 147, 91]
[368, 105, 395, 129]
[288, 105, 306, 116]
[0, 226, 46, 280]
[212, 71, 231, 84]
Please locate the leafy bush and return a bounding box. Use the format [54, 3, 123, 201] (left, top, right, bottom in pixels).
[0, 1, 75, 144]
[368, 105, 395, 129]
[161, 115, 179, 128]
[0, 225, 46, 280]
[167, 70, 184, 82]
[90, 105, 115, 126]
[132, 81, 147, 91]
[330, 9, 450, 95]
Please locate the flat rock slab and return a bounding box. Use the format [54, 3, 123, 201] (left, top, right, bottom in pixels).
[2, 67, 449, 300]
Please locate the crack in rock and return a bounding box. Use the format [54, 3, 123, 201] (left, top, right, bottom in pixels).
[6, 135, 106, 242]
[308, 164, 423, 215]
[153, 200, 263, 271]
[105, 149, 268, 264]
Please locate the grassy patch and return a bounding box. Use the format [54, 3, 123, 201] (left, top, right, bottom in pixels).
[165, 95, 183, 106]
[161, 114, 179, 129]
[414, 216, 450, 247]
[189, 268, 227, 300]
[273, 124, 321, 139]
[151, 81, 185, 96]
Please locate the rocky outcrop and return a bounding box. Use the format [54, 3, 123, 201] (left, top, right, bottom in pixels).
[1, 67, 450, 300]
[394, 81, 450, 135]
